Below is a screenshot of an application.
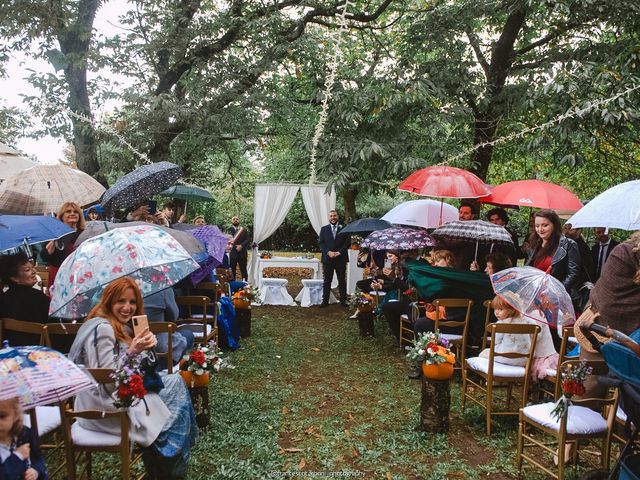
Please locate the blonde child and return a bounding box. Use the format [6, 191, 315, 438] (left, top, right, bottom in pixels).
[480, 295, 558, 377]
[0, 397, 48, 480]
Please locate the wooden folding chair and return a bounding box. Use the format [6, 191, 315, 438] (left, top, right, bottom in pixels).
[175, 295, 218, 346]
[539, 326, 579, 401]
[147, 322, 178, 373]
[46, 322, 83, 355]
[60, 368, 144, 480]
[0, 317, 50, 347]
[462, 322, 540, 435]
[517, 360, 617, 480]
[399, 302, 420, 349]
[432, 299, 474, 372]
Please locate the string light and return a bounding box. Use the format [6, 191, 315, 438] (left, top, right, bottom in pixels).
[308, 0, 353, 184]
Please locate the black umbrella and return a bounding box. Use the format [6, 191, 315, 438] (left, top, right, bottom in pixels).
[338, 218, 392, 235]
[101, 161, 182, 213]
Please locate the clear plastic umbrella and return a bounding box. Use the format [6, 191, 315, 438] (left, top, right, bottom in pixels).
[490, 266, 575, 329]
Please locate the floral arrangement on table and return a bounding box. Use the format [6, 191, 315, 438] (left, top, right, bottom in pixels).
[350, 235, 364, 249]
[550, 361, 592, 420]
[406, 331, 456, 380]
[260, 251, 272, 259]
[232, 286, 261, 309]
[111, 352, 147, 409]
[349, 289, 376, 312]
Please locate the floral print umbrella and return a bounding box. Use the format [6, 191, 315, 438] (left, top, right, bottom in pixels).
[49, 224, 199, 319]
[0, 345, 95, 409]
[491, 266, 576, 329]
[360, 227, 436, 251]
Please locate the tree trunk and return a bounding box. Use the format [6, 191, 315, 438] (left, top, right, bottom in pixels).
[470, 113, 498, 181]
[342, 189, 358, 223]
[419, 377, 451, 432]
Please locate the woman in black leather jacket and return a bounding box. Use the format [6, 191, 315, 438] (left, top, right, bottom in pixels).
[525, 209, 582, 312]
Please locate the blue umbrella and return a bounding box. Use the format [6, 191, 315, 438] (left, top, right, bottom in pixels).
[101, 161, 182, 213]
[0, 214, 74, 252]
[339, 218, 392, 235]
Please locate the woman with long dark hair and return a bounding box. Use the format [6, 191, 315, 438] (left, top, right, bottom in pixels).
[525, 209, 582, 311]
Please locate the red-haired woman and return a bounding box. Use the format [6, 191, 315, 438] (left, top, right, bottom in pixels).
[68, 277, 196, 479]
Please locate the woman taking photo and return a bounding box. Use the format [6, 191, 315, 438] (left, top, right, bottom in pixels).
[525, 209, 582, 313]
[41, 201, 85, 288]
[68, 277, 196, 479]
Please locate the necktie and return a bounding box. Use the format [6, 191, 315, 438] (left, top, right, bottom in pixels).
[597, 244, 606, 277]
[332, 225, 337, 239]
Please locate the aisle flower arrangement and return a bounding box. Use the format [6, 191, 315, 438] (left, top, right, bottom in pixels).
[406, 331, 455, 365]
[260, 251, 272, 259]
[350, 290, 375, 312]
[232, 286, 260, 309]
[550, 361, 592, 420]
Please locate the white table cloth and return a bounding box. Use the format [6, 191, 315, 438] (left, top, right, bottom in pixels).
[295, 279, 337, 307]
[259, 278, 296, 306]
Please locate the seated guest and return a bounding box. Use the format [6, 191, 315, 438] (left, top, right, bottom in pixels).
[470, 251, 513, 275]
[68, 277, 196, 479]
[356, 251, 397, 294]
[0, 253, 51, 346]
[478, 295, 557, 380]
[192, 215, 206, 226]
[144, 288, 195, 366]
[86, 207, 103, 221]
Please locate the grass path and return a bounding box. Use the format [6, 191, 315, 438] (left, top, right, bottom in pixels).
[190, 304, 537, 480]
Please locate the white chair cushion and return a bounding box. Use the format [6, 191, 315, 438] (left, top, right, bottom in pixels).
[370, 291, 386, 296]
[301, 279, 324, 287]
[71, 422, 121, 447]
[545, 368, 557, 377]
[617, 406, 627, 422]
[181, 323, 213, 338]
[189, 313, 207, 319]
[23, 406, 61, 436]
[466, 356, 526, 377]
[442, 333, 463, 342]
[261, 278, 288, 287]
[400, 314, 408, 321]
[522, 402, 608, 434]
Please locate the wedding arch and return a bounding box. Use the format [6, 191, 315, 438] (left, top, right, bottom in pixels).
[248, 183, 335, 285]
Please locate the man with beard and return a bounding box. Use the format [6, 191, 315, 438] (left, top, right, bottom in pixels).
[226, 215, 250, 281]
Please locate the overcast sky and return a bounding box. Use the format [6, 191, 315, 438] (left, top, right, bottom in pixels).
[0, 0, 130, 164]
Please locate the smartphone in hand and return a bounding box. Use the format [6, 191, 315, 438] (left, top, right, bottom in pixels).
[147, 200, 157, 215]
[131, 315, 149, 337]
[384, 259, 392, 269]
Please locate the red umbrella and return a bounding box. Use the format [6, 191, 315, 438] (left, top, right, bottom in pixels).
[398, 166, 492, 199]
[479, 179, 583, 211]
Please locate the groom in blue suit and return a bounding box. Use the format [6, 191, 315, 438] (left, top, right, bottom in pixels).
[319, 210, 349, 307]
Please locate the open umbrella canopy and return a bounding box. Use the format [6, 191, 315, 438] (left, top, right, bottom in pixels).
[339, 218, 392, 236]
[480, 179, 583, 211]
[0, 144, 36, 182]
[0, 165, 106, 215]
[432, 220, 513, 246]
[50, 224, 199, 319]
[159, 184, 214, 202]
[566, 180, 640, 230]
[360, 227, 436, 251]
[0, 214, 74, 252]
[74, 220, 207, 260]
[382, 199, 459, 229]
[0, 345, 95, 409]
[398, 166, 492, 199]
[101, 161, 182, 213]
[491, 266, 575, 329]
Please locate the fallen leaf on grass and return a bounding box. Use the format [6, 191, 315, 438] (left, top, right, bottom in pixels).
[351, 446, 359, 458]
[446, 472, 465, 478]
[344, 429, 352, 438]
[280, 448, 304, 454]
[299, 458, 306, 469]
[282, 407, 289, 415]
[311, 347, 321, 352]
[386, 472, 392, 480]
[348, 413, 355, 421]
[304, 426, 317, 435]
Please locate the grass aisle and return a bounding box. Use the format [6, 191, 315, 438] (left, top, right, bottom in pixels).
[190, 303, 542, 480]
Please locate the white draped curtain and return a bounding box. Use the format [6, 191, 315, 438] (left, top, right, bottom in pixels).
[300, 185, 336, 235]
[248, 184, 300, 285]
[248, 183, 336, 286]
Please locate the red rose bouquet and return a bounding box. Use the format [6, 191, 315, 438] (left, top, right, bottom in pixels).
[550, 360, 592, 421]
[181, 343, 222, 376]
[111, 352, 148, 409]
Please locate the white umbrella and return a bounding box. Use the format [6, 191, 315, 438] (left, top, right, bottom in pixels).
[566, 180, 640, 230]
[0, 143, 36, 182]
[381, 199, 458, 229]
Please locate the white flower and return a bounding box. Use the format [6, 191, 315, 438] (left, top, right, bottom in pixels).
[418, 349, 425, 356]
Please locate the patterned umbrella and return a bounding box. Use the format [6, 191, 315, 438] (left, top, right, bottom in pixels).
[50, 224, 199, 319]
[101, 161, 182, 213]
[491, 266, 576, 329]
[360, 227, 436, 250]
[0, 143, 35, 182]
[0, 214, 74, 252]
[0, 345, 95, 409]
[0, 165, 106, 214]
[431, 220, 513, 246]
[74, 221, 207, 260]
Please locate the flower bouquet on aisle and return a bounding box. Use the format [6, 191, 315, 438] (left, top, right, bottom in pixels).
[112, 352, 148, 410]
[550, 360, 593, 421]
[259, 250, 272, 259]
[179, 342, 226, 388]
[232, 285, 260, 309]
[406, 330, 456, 380]
[349, 289, 376, 313]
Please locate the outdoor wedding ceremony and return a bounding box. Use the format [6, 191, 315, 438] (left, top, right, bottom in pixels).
[0, 1, 639, 479]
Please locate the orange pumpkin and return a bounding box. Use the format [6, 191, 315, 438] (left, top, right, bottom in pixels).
[422, 361, 454, 380]
[232, 291, 252, 309]
[179, 370, 210, 388]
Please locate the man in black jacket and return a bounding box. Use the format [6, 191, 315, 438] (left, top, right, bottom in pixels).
[591, 227, 619, 281]
[226, 215, 250, 281]
[318, 210, 349, 307]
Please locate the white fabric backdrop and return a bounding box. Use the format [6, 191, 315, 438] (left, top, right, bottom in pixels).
[300, 185, 336, 234]
[248, 185, 300, 286]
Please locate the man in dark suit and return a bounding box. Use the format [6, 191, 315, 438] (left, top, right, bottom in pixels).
[591, 227, 619, 281]
[319, 210, 349, 307]
[226, 215, 250, 281]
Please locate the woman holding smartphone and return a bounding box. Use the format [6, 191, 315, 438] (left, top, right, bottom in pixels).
[68, 277, 196, 479]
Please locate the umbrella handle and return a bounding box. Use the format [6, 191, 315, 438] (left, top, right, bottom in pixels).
[474, 241, 479, 262]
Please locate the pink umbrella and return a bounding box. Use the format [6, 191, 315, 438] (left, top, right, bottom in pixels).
[398, 166, 492, 199]
[479, 179, 583, 211]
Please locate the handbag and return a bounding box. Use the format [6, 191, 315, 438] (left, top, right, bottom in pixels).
[140, 349, 165, 393]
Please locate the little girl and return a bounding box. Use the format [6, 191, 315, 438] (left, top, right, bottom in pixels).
[480, 295, 558, 378]
[0, 398, 48, 480]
